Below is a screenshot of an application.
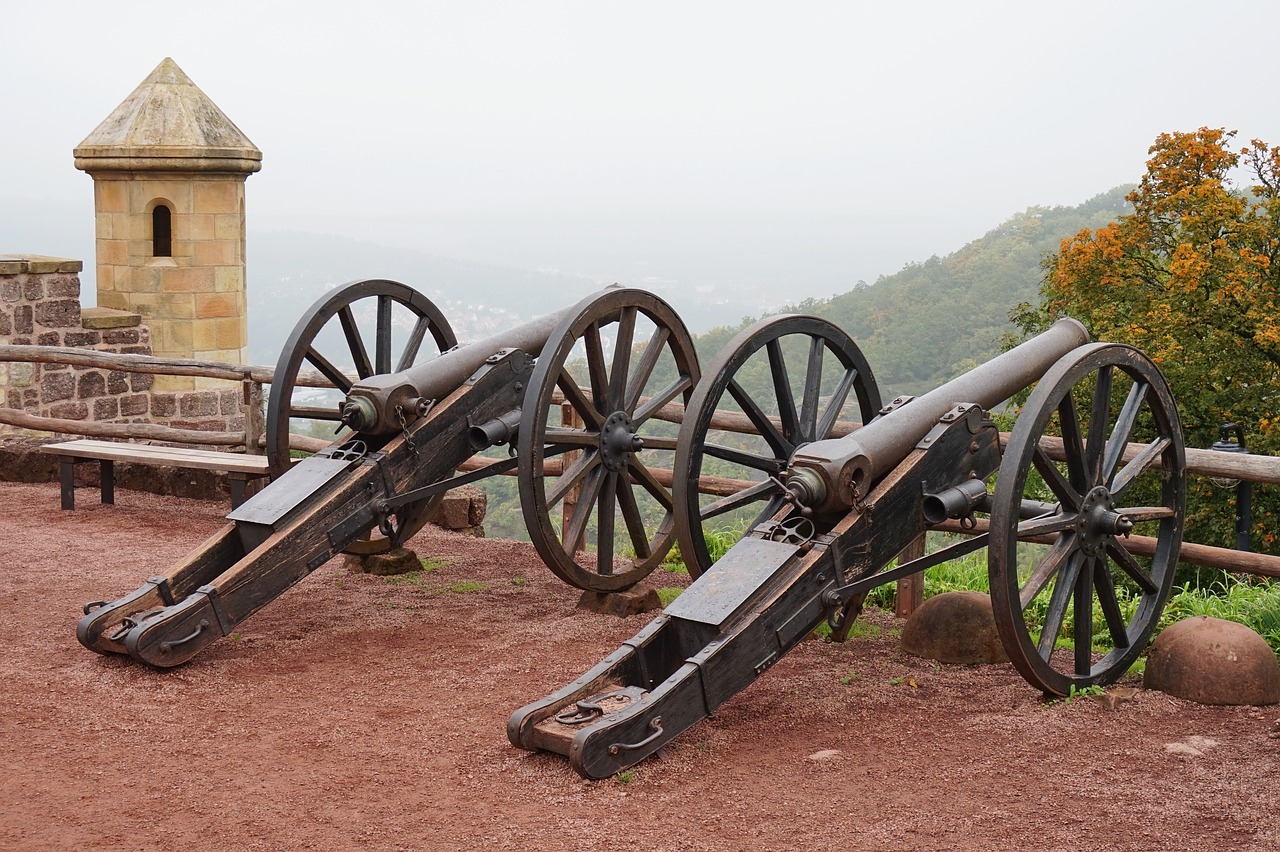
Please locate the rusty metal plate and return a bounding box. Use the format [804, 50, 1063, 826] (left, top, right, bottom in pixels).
[663, 537, 798, 627]
[226, 456, 354, 526]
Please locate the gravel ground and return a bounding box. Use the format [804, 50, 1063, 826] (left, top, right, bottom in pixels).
[1, 480, 1278, 851]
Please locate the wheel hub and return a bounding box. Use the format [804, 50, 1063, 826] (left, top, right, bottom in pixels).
[599, 411, 643, 472]
[1075, 485, 1133, 558]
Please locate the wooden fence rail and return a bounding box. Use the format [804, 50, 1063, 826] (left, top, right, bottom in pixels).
[2, 344, 1277, 579]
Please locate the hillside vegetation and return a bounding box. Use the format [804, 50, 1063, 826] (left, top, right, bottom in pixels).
[695, 185, 1134, 401]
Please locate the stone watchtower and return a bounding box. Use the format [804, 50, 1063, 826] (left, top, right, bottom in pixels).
[74, 57, 261, 390]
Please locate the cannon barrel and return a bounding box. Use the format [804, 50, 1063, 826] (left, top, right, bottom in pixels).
[789, 317, 1090, 511]
[339, 299, 585, 434]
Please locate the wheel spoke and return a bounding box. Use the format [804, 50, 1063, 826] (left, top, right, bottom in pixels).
[305, 346, 355, 394]
[372, 295, 392, 375]
[728, 380, 792, 459]
[765, 339, 800, 441]
[1110, 436, 1172, 497]
[542, 427, 601, 448]
[1093, 559, 1131, 650]
[633, 374, 693, 425]
[395, 315, 432, 372]
[699, 480, 779, 521]
[624, 326, 671, 411]
[1105, 539, 1158, 594]
[1016, 511, 1078, 539]
[1103, 381, 1148, 483]
[584, 322, 610, 414]
[596, 470, 618, 575]
[1037, 551, 1082, 660]
[558, 370, 604, 429]
[1084, 365, 1113, 487]
[1113, 505, 1176, 523]
[545, 451, 601, 509]
[703, 442, 784, 474]
[1057, 393, 1089, 493]
[616, 477, 652, 560]
[608, 306, 637, 411]
[337, 305, 374, 380]
[1073, 555, 1096, 676]
[636, 434, 679, 451]
[1030, 445, 1082, 512]
[815, 366, 859, 440]
[627, 458, 674, 512]
[798, 338, 825, 444]
[563, 466, 605, 554]
[1019, 533, 1076, 609]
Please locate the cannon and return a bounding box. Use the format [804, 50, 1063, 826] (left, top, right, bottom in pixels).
[77, 280, 699, 666]
[509, 314, 1185, 778]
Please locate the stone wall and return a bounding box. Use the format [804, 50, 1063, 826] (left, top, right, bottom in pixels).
[0, 254, 247, 440]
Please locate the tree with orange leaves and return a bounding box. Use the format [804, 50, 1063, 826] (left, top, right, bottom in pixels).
[1016, 127, 1279, 552]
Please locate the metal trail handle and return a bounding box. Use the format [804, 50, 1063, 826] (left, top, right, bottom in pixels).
[159, 619, 209, 654]
[607, 717, 664, 755]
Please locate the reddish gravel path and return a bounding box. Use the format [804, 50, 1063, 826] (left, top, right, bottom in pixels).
[1, 480, 1277, 850]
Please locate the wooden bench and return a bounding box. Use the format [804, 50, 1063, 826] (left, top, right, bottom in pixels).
[39, 439, 273, 510]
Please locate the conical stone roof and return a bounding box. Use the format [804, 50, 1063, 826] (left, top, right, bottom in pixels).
[74, 57, 261, 174]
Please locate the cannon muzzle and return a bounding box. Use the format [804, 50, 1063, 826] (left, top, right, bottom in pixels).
[339, 299, 586, 434]
[789, 317, 1089, 511]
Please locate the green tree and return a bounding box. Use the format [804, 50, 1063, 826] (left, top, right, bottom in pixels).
[1016, 127, 1280, 553]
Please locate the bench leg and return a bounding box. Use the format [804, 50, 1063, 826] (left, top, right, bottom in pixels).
[229, 476, 247, 508]
[101, 459, 115, 505]
[59, 460, 75, 511]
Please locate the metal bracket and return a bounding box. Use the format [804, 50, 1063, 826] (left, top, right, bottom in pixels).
[195, 584, 232, 636]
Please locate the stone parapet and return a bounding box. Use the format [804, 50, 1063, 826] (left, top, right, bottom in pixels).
[1, 255, 249, 442]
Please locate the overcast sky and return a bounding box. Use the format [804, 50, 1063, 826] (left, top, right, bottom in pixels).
[5, 0, 1279, 308]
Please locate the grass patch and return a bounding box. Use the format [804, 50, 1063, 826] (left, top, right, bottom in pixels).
[446, 580, 487, 593]
[656, 587, 684, 606]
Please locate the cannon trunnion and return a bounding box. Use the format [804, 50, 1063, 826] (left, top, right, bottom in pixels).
[511, 317, 1186, 778]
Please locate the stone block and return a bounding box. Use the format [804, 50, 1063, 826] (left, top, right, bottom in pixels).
[15, 305, 32, 334]
[81, 307, 141, 329]
[577, 586, 663, 617]
[40, 371, 75, 402]
[151, 392, 177, 417]
[0, 312, 10, 336]
[195, 292, 238, 319]
[64, 330, 102, 347]
[102, 328, 140, 345]
[48, 401, 88, 420]
[345, 546, 421, 576]
[34, 299, 81, 329]
[1, 281, 20, 302]
[216, 389, 239, 416]
[37, 332, 61, 346]
[94, 397, 120, 420]
[77, 370, 106, 399]
[120, 394, 149, 416]
[9, 362, 33, 386]
[179, 391, 220, 418]
[23, 278, 43, 301]
[107, 370, 129, 394]
[46, 275, 81, 298]
[129, 372, 154, 392]
[437, 485, 488, 530]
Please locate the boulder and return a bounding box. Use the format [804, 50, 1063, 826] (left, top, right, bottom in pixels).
[900, 590, 1010, 664]
[577, 586, 662, 617]
[1144, 616, 1280, 706]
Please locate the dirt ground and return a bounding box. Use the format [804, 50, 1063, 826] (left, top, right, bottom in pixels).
[1, 479, 1278, 851]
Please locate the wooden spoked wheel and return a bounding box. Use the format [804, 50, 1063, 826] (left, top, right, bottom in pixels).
[672, 315, 881, 578]
[989, 343, 1184, 696]
[266, 279, 456, 553]
[518, 288, 700, 592]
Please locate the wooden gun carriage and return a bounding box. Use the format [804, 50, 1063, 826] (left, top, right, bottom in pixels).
[78, 281, 701, 666]
[509, 314, 1185, 778]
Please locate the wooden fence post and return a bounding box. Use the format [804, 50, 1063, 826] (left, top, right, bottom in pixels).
[895, 533, 926, 618]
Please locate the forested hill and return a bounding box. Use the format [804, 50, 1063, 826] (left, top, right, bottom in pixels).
[697, 185, 1135, 401]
